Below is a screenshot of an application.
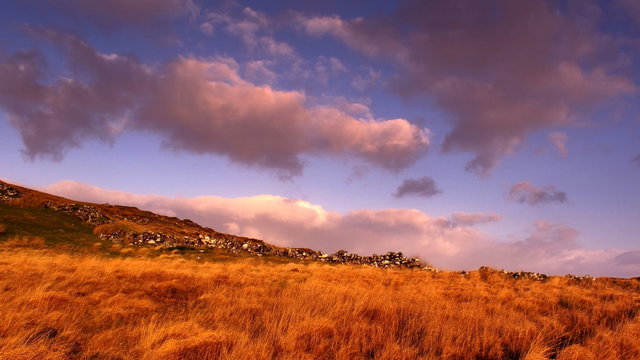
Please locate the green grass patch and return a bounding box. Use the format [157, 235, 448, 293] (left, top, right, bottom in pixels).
[0, 204, 104, 251]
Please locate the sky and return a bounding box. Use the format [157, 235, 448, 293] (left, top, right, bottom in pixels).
[0, 0, 639, 277]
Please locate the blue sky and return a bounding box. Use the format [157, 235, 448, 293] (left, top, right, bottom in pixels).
[1, 0, 639, 276]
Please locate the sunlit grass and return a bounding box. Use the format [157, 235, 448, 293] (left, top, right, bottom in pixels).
[0, 245, 638, 360]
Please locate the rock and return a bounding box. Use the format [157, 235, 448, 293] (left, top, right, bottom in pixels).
[565, 274, 596, 282]
[0, 183, 22, 202]
[477, 266, 549, 282]
[42, 202, 113, 225]
[423, 265, 439, 272]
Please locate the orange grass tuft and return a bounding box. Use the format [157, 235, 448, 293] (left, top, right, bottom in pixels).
[1, 235, 46, 248]
[0, 248, 638, 360]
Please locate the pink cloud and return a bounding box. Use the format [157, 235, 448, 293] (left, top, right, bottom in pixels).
[548, 132, 569, 157]
[455, 221, 639, 276]
[206, 7, 297, 59]
[508, 181, 568, 206]
[615, 0, 640, 25]
[243, 60, 277, 84]
[450, 212, 502, 227]
[300, 1, 636, 175]
[393, 177, 442, 198]
[301, 15, 349, 39]
[352, 67, 381, 91]
[199, 22, 214, 35]
[299, 15, 405, 59]
[312, 56, 348, 85]
[39, 180, 640, 277]
[0, 28, 430, 178]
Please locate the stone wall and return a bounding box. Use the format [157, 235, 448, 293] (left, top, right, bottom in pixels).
[31, 196, 424, 269]
[42, 202, 113, 225]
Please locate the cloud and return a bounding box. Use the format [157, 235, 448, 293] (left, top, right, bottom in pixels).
[39, 180, 640, 277]
[0, 28, 430, 178]
[224, 7, 269, 45]
[0, 30, 147, 159]
[301, 15, 349, 39]
[300, 1, 636, 175]
[614, 250, 640, 266]
[352, 67, 381, 91]
[345, 165, 369, 184]
[199, 22, 214, 35]
[45, 0, 198, 31]
[633, 154, 640, 166]
[204, 7, 297, 59]
[243, 60, 277, 84]
[459, 221, 638, 277]
[508, 181, 568, 206]
[299, 15, 404, 58]
[548, 132, 569, 157]
[614, 0, 640, 25]
[393, 176, 442, 198]
[450, 212, 502, 227]
[313, 56, 348, 85]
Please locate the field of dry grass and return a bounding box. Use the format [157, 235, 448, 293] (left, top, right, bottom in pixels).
[0, 243, 639, 360]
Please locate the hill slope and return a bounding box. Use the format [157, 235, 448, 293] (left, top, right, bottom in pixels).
[0, 180, 421, 268]
[1, 180, 640, 359]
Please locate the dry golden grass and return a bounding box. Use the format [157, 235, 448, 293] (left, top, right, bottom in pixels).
[5, 196, 47, 209]
[1, 235, 46, 248]
[0, 247, 638, 360]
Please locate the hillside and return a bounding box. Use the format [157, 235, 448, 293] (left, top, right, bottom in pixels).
[1, 180, 640, 359]
[0, 180, 420, 268]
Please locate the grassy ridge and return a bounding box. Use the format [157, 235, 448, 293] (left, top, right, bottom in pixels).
[0, 244, 638, 360]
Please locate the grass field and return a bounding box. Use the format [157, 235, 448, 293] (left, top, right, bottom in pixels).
[1, 189, 639, 360]
[0, 241, 638, 360]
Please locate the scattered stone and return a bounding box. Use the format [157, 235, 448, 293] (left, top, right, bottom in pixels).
[478, 266, 550, 281]
[565, 274, 596, 282]
[0, 183, 21, 202]
[423, 265, 439, 272]
[42, 202, 113, 225]
[96, 227, 423, 268]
